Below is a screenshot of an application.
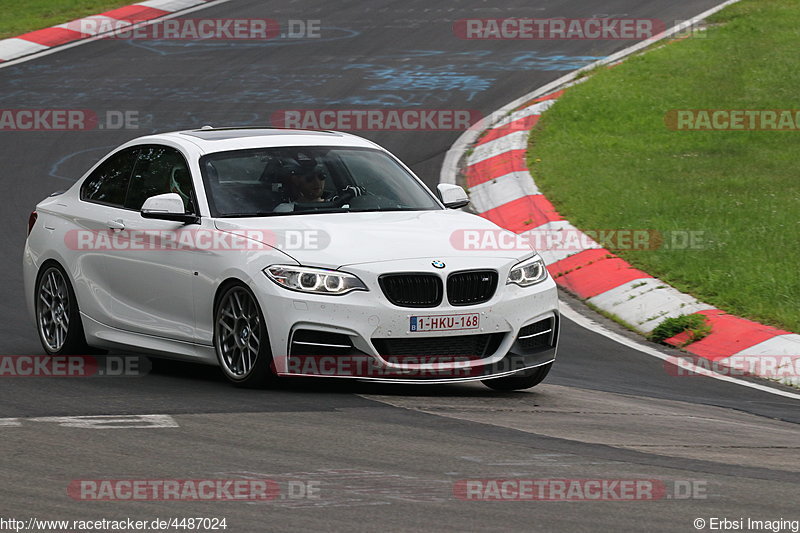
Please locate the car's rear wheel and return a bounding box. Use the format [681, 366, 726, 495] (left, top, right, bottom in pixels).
[214, 283, 276, 387]
[35, 263, 89, 355]
[482, 362, 552, 391]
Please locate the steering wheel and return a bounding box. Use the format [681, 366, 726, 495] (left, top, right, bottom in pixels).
[290, 190, 354, 211]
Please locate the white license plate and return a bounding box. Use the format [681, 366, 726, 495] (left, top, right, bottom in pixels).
[410, 313, 480, 332]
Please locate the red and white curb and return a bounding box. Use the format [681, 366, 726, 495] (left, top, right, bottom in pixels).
[0, 0, 211, 63]
[441, 0, 799, 388]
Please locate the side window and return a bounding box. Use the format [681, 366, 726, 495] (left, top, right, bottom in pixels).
[124, 145, 194, 212]
[80, 147, 139, 207]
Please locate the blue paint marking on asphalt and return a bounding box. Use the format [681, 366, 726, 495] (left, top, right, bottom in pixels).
[45, 110, 269, 183]
[370, 50, 496, 59]
[48, 146, 115, 182]
[136, 111, 267, 131]
[0, 45, 606, 155]
[0, 47, 603, 109]
[361, 50, 604, 71]
[496, 51, 604, 71]
[355, 66, 493, 102]
[335, 65, 491, 103]
[122, 27, 361, 56]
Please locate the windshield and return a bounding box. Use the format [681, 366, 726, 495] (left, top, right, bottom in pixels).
[199, 146, 442, 217]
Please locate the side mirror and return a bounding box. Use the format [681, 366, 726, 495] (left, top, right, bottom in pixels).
[437, 183, 470, 209]
[141, 193, 198, 224]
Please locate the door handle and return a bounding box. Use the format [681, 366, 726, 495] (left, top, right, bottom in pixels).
[106, 219, 125, 231]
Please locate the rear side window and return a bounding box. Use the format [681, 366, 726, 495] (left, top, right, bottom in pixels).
[124, 145, 194, 212]
[80, 147, 139, 207]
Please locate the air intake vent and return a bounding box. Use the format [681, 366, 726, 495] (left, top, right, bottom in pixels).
[372, 333, 504, 361]
[290, 329, 354, 356]
[516, 318, 556, 351]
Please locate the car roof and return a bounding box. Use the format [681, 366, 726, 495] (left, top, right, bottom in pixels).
[128, 127, 381, 155]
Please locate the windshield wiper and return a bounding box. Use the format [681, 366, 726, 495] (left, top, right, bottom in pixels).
[219, 212, 278, 218]
[347, 207, 427, 213]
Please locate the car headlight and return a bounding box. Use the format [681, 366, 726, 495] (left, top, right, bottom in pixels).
[507, 255, 548, 287]
[264, 265, 368, 295]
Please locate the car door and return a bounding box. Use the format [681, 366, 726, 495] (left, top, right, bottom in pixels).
[72, 146, 140, 327]
[101, 144, 199, 342]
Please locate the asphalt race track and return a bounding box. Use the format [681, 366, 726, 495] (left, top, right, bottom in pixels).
[1, 1, 798, 531]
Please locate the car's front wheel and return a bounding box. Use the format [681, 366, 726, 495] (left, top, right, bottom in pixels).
[482, 362, 552, 391]
[35, 262, 89, 355]
[214, 282, 276, 387]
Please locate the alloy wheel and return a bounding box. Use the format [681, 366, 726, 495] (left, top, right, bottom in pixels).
[215, 286, 263, 378]
[37, 267, 71, 353]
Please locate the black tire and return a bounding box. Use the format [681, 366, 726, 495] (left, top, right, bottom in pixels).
[482, 362, 553, 391]
[35, 262, 90, 355]
[213, 282, 277, 388]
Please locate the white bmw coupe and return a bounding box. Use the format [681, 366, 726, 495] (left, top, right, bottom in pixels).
[24, 128, 559, 390]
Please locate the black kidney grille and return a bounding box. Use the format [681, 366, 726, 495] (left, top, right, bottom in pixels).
[379, 274, 443, 308]
[447, 270, 498, 306]
[372, 333, 504, 361]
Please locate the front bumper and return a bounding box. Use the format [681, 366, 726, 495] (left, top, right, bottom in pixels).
[278, 338, 557, 384]
[252, 256, 560, 382]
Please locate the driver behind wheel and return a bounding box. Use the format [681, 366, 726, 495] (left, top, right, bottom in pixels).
[273, 160, 327, 212]
[273, 158, 365, 212]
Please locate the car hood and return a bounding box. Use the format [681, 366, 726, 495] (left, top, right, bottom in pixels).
[214, 210, 532, 269]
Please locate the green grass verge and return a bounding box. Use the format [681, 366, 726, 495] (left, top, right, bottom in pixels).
[0, 0, 132, 39]
[650, 314, 712, 346]
[529, 0, 800, 333]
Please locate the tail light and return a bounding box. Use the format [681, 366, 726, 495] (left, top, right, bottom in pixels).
[27, 211, 37, 236]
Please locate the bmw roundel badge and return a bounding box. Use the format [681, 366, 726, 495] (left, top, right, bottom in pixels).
[432, 260, 446, 269]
